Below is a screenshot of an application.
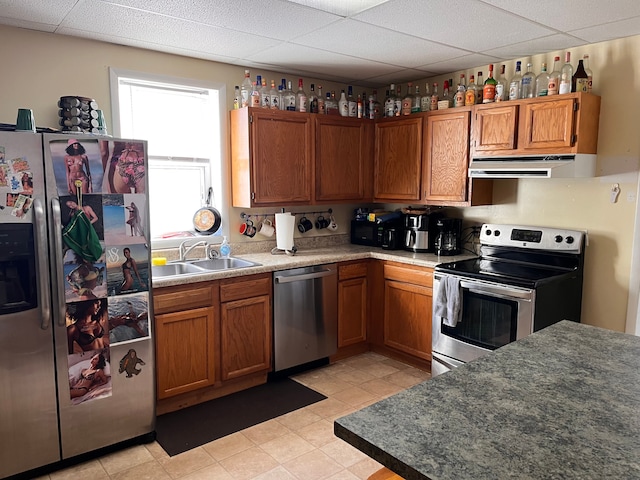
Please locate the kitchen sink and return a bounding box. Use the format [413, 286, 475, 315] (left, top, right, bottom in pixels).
[152, 257, 261, 279]
[190, 257, 260, 270]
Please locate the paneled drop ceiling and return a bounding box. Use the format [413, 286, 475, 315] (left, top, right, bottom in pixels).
[2, 0, 640, 86]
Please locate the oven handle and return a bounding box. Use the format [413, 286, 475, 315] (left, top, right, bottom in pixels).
[435, 273, 533, 301]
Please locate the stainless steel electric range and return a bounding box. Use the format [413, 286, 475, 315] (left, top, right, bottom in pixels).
[431, 223, 586, 377]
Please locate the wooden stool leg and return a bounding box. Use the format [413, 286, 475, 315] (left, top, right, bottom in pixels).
[368, 466, 405, 480]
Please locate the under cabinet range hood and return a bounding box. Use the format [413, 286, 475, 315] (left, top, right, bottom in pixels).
[468, 154, 597, 179]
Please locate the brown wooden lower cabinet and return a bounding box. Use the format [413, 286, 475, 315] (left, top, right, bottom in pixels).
[154, 283, 217, 401]
[220, 275, 272, 380]
[368, 261, 433, 368]
[154, 273, 272, 414]
[335, 261, 369, 360]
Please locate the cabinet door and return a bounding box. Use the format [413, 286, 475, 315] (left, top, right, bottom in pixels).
[155, 307, 216, 399]
[519, 97, 575, 150]
[374, 116, 423, 202]
[338, 276, 368, 347]
[383, 279, 432, 361]
[231, 108, 313, 207]
[423, 110, 470, 203]
[315, 116, 373, 202]
[220, 295, 271, 381]
[472, 104, 518, 152]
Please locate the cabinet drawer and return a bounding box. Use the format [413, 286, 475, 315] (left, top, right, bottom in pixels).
[153, 284, 215, 314]
[383, 262, 433, 287]
[220, 273, 271, 303]
[339, 261, 368, 280]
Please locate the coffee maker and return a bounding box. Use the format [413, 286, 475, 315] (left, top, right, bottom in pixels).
[404, 212, 431, 252]
[435, 218, 462, 256]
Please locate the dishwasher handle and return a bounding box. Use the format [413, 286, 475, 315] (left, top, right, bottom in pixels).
[274, 269, 335, 284]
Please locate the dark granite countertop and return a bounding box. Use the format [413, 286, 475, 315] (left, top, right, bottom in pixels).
[335, 321, 640, 480]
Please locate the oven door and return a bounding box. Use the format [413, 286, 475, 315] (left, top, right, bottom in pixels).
[432, 273, 534, 366]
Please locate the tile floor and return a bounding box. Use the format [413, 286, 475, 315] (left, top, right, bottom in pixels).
[39, 352, 431, 480]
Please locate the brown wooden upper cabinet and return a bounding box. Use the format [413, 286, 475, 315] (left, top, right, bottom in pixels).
[230, 108, 313, 207]
[373, 115, 423, 202]
[423, 108, 471, 204]
[471, 92, 600, 157]
[315, 116, 373, 203]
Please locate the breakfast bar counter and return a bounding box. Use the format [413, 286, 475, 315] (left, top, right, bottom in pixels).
[334, 321, 640, 480]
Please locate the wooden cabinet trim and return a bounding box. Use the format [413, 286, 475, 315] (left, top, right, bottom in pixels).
[383, 262, 433, 287]
[153, 284, 215, 314]
[339, 260, 369, 280]
[220, 273, 271, 303]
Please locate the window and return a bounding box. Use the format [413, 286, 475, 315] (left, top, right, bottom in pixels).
[109, 68, 227, 247]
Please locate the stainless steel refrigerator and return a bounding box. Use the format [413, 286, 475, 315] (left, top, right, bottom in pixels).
[0, 131, 155, 479]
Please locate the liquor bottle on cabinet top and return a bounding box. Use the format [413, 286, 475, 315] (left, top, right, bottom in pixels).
[573, 59, 589, 93]
[394, 84, 402, 116]
[384, 85, 395, 117]
[233, 86, 240, 110]
[260, 78, 270, 108]
[402, 82, 414, 115]
[317, 85, 325, 114]
[339, 90, 348, 116]
[465, 75, 477, 106]
[547, 56, 561, 96]
[421, 83, 431, 111]
[347, 86, 357, 117]
[411, 85, 421, 113]
[283, 81, 296, 111]
[454, 74, 466, 107]
[559, 52, 573, 94]
[269, 80, 279, 110]
[325, 91, 337, 115]
[250, 81, 260, 107]
[520, 63, 535, 98]
[308, 84, 318, 113]
[240, 69, 252, 107]
[475, 72, 484, 104]
[296, 79, 308, 112]
[583, 54, 593, 92]
[482, 64, 497, 103]
[357, 95, 363, 118]
[440, 80, 452, 108]
[495, 65, 508, 101]
[509, 61, 522, 100]
[430, 82, 439, 111]
[372, 90, 382, 118]
[534, 63, 549, 97]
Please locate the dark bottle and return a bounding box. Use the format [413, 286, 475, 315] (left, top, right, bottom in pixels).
[572, 60, 589, 93]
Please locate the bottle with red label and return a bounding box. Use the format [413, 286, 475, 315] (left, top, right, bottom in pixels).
[482, 64, 497, 103]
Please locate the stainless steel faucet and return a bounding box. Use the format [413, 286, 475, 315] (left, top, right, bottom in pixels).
[179, 240, 208, 261]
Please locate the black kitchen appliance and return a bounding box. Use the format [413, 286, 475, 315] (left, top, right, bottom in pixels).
[435, 218, 462, 256]
[380, 224, 403, 250]
[350, 220, 380, 247]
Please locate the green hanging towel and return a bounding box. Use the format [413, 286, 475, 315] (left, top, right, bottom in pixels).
[62, 184, 102, 262]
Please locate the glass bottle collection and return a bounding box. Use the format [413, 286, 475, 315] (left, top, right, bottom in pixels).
[234, 54, 593, 118]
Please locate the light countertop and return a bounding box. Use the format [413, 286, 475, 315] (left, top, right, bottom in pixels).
[150, 244, 475, 288]
[334, 321, 640, 480]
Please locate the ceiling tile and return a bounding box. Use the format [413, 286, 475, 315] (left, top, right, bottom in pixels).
[367, 69, 438, 87]
[482, 34, 586, 60]
[293, 19, 471, 68]
[62, 1, 280, 58]
[568, 16, 640, 44]
[353, 0, 555, 52]
[0, 0, 77, 25]
[0, 15, 57, 32]
[99, 0, 342, 41]
[481, 0, 640, 32]
[419, 53, 504, 75]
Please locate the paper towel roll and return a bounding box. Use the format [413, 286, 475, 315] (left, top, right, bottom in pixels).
[275, 213, 295, 250]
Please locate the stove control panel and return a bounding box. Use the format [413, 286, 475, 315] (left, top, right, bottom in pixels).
[480, 224, 585, 252]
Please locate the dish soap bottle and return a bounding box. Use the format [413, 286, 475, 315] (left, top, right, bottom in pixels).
[220, 236, 231, 258]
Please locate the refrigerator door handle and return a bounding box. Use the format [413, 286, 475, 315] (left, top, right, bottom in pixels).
[34, 198, 52, 330]
[51, 198, 66, 327]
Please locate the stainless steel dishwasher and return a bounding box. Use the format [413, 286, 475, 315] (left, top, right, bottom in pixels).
[273, 264, 337, 372]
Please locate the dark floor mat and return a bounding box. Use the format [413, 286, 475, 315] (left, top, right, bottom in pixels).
[155, 378, 326, 456]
